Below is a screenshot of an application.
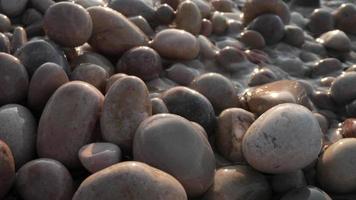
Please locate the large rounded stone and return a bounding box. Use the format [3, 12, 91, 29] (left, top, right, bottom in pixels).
[216, 108, 255, 163]
[333, 3, 356, 35]
[0, 140, 15, 199]
[203, 165, 271, 200]
[15, 39, 70, 76]
[330, 72, 356, 105]
[0, 0, 28, 17]
[15, 158, 74, 200]
[317, 30, 351, 53]
[242, 0, 290, 26]
[37, 81, 104, 169]
[71, 63, 109, 92]
[116, 46, 162, 81]
[175, 1, 202, 35]
[161, 86, 216, 134]
[150, 29, 200, 60]
[44, 2, 93, 47]
[242, 103, 323, 174]
[73, 161, 187, 200]
[88, 6, 148, 55]
[308, 9, 334, 36]
[28, 62, 69, 113]
[133, 114, 215, 197]
[79, 142, 121, 173]
[281, 186, 331, 200]
[190, 73, 237, 114]
[0, 104, 36, 168]
[246, 14, 285, 45]
[0, 53, 29, 106]
[317, 138, 356, 193]
[101, 76, 152, 152]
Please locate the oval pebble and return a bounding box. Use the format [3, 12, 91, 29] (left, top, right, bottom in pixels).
[330, 72, 356, 104]
[101, 76, 152, 152]
[133, 114, 215, 197]
[15, 158, 74, 200]
[0, 140, 15, 199]
[0, 0, 28, 17]
[71, 63, 109, 92]
[175, 1, 202, 35]
[37, 81, 104, 169]
[73, 161, 187, 200]
[242, 103, 323, 174]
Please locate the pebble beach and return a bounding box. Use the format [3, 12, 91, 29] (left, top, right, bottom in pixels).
[1, 0, 356, 199]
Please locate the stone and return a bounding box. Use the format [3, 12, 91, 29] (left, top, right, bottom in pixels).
[155, 4, 175, 25]
[0, 104, 37, 168]
[317, 30, 351, 53]
[244, 80, 312, 115]
[0, 0, 28, 17]
[0, 14, 11, 32]
[108, 0, 155, 23]
[0, 53, 28, 106]
[284, 25, 304, 47]
[239, 30, 266, 50]
[79, 142, 121, 173]
[70, 51, 115, 76]
[44, 2, 93, 47]
[88, 6, 148, 55]
[333, 3, 356, 35]
[281, 186, 331, 200]
[104, 73, 127, 93]
[317, 138, 356, 194]
[15, 158, 74, 200]
[175, 1, 202, 35]
[161, 86, 216, 134]
[10, 26, 27, 54]
[116, 46, 162, 81]
[37, 81, 104, 169]
[133, 114, 215, 197]
[242, 103, 323, 174]
[330, 72, 356, 104]
[151, 98, 169, 114]
[150, 29, 200, 60]
[311, 58, 342, 78]
[203, 165, 271, 200]
[28, 62, 69, 113]
[247, 14, 285, 45]
[271, 170, 307, 194]
[166, 63, 199, 86]
[308, 9, 334, 36]
[73, 161, 187, 200]
[0, 33, 10, 53]
[101, 76, 152, 152]
[71, 63, 109, 92]
[216, 108, 255, 163]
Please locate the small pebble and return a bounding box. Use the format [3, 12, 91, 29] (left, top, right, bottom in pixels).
[175, 1, 202, 35]
[0, 140, 15, 199]
[71, 63, 109, 92]
[308, 9, 334, 36]
[239, 30, 266, 50]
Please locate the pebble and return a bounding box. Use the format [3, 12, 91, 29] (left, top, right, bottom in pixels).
[211, 0, 235, 12]
[175, 1, 202, 35]
[191, 0, 212, 18]
[317, 138, 356, 194]
[216, 46, 249, 72]
[101, 76, 152, 152]
[211, 12, 228, 35]
[0, 104, 36, 168]
[242, 103, 323, 174]
[0, 14, 11, 32]
[160, 0, 180, 10]
[311, 58, 342, 77]
[281, 186, 331, 200]
[28, 62, 69, 113]
[151, 97, 169, 114]
[10, 26, 27, 54]
[242, 0, 290, 26]
[155, 4, 175, 25]
[333, 3, 356, 35]
[203, 165, 271, 200]
[15, 158, 74, 200]
[216, 108, 255, 162]
[74, 0, 105, 8]
[200, 19, 213, 36]
[0, 140, 15, 199]
[70, 51, 115, 76]
[248, 68, 279, 86]
[239, 30, 266, 50]
[0, 53, 29, 106]
[31, 0, 55, 13]
[15, 39, 70, 76]
[150, 29, 200, 60]
[44, 2, 93, 47]
[330, 72, 356, 104]
[161, 86, 216, 134]
[166, 63, 199, 86]
[0, 33, 10, 53]
[71, 63, 109, 92]
[283, 25, 305, 47]
[37, 81, 104, 168]
[341, 118, 356, 138]
[73, 161, 187, 200]
[308, 9, 334, 36]
[247, 14, 285, 45]
[133, 114, 215, 197]
[244, 80, 312, 115]
[190, 73, 238, 113]
[116, 46, 162, 81]
[104, 73, 127, 93]
[0, 0, 28, 17]
[79, 143, 121, 173]
[317, 30, 351, 53]
[108, 0, 155, 23]
[129, 16, 154, 37]
[88, 6, 148, 55]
